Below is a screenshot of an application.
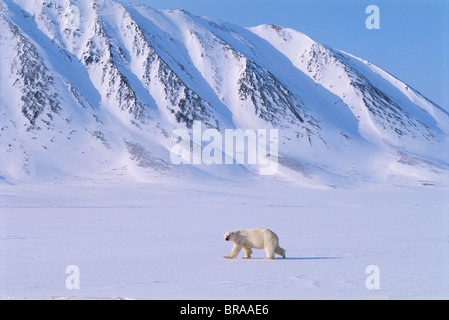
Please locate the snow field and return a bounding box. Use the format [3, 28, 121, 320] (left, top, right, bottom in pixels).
[1, 182, 447, 299]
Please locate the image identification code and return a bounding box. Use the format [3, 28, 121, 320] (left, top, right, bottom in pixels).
[180, 304, 269, 317]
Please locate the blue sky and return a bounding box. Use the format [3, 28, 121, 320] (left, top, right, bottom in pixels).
[122, 0, 449, 110]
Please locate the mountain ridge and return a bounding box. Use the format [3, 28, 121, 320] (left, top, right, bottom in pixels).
[0, 0, 448, 187]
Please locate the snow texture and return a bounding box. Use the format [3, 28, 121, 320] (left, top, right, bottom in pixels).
[1, 182, 448, 300]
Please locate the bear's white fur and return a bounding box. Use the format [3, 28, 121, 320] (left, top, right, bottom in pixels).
[223, 228, 285, 259]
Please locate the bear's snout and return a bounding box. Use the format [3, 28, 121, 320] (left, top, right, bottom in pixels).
[224, 232, 232, 241]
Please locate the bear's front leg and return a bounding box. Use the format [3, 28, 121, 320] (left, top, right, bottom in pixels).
[224, 244, 242, 259]
[242, 247, 253, 259]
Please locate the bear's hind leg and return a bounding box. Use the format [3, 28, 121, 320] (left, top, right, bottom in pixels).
[275, 246, 286, 259]
[264, 247, 275, 259]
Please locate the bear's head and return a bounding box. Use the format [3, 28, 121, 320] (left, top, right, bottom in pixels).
[224, 231, 235, 241]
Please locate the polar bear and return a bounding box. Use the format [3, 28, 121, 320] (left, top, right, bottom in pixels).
[223, 228, 285, 259]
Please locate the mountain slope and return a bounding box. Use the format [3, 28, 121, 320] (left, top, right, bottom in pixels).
[0, 0, 447, 187]
[250, 25, 448, 147]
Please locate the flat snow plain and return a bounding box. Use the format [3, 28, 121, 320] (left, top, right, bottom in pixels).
[1, 179, 448, 300]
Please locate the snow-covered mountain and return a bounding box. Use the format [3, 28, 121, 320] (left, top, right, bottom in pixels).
[1, 0, 448, 187]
